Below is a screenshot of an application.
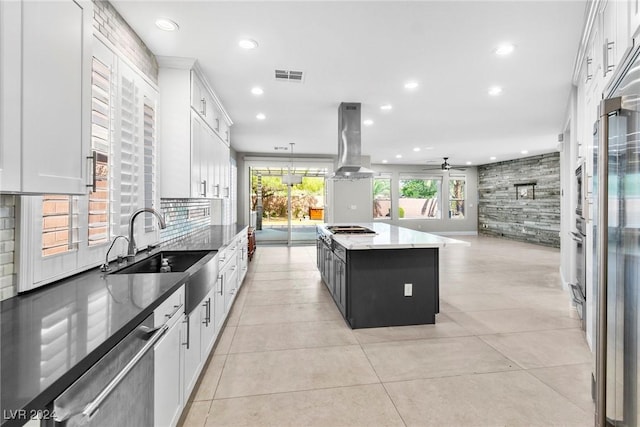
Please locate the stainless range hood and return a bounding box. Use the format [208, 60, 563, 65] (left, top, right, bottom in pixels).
[331, 102, 377, 179]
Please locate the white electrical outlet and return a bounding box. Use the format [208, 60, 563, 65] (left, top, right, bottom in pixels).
[404, 283, 412, 297]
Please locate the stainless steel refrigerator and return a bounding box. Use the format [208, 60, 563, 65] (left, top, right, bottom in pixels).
[594, 47, 640, 427]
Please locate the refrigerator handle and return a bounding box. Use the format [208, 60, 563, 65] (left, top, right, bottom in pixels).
[595, 96, 621, 427]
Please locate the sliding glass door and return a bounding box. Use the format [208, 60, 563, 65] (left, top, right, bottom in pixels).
[249, 162, 328, 245]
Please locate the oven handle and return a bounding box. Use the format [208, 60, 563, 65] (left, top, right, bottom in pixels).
[570, 231, 584, 243]
[79, 323, 169, 421]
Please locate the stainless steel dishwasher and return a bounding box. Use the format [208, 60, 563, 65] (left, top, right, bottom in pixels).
[50, 305, 176, 426]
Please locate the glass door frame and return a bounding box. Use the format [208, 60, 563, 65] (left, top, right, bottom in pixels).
[243, 157, 333, 245]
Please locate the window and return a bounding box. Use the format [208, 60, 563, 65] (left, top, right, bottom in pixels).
[24, 41, 160, 291]
[398, 176, 442, 219]
[373, 175, 391, 219]
[449, 176, 466, 219]
[41, 195, 78, 256]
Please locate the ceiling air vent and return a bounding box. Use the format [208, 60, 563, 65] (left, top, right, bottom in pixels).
[275, 69, 304, 82]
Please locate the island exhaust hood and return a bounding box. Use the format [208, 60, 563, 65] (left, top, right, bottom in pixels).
[332, 102, 377, 179]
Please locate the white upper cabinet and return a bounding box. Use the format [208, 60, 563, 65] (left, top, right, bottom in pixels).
[601, 0, 631, 87]
[158, 57, 232, 199]
[0, 0, 92, 194]
[629, 0, 640, 43]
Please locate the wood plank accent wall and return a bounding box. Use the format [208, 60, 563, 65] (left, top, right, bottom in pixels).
[478, 152, 561, 248]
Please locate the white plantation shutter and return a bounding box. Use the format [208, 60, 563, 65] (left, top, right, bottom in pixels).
[88, 57, 112, 246]
[143, 99, 156, 232]
[119, 72, 140, 236]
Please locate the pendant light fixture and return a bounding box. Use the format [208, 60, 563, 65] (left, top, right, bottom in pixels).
[282, 142, 302, 185]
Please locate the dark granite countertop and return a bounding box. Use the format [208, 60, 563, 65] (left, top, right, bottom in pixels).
[0, 224, 248, 426]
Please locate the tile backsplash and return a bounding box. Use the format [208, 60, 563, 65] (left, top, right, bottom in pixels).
[0, 195, 16, 300]
[160, 199, 212, 243]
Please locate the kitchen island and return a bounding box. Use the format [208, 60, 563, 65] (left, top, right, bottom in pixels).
[317, 223, 468, 329]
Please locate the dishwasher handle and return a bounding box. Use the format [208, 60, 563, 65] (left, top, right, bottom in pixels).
[55, 322, 169, 422]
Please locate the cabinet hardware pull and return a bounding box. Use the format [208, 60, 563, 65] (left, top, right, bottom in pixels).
[201, 97, 206, 116]
[585, 57, 593, 82]
[201, 180, 207, 197]
[218, 275, 224, 295]
[604, 40, 615, 74]
[165, 303, 183, 320]
[78, 323, 169, 422]
[86, 150, 97, 192]
[182, 316, 190, 349]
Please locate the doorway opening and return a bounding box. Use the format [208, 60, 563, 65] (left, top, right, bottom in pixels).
[250, 164, 328, 245]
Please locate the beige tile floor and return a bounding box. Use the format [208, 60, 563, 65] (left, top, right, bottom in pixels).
[181, 236, 594, 427]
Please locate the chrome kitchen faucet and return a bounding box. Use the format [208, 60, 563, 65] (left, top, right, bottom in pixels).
[127, 208, 167, 261]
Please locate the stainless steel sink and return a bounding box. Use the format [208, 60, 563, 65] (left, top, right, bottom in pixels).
[112, 250, 211, 274]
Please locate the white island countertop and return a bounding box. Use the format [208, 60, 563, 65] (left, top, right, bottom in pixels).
[320, 222, 471, 250]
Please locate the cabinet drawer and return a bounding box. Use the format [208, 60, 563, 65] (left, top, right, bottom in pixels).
[154, 285, 185, 327]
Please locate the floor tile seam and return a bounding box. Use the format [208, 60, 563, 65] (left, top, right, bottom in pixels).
[224, 342, 362, 357]
[356, 337, 409, 427]
[378, 381, 409, 427]
[211, 380, 383, 401]
[226, 341, 362, 355]
[516, 369, 595, 417]
[353, 331, 478, 346]
[185, 399, 213, 427]
[242, 300, 335, 308]
[377, 365, 526, 385]
[233, 318, 348, 330]
[474, 324, 584, 339]
[237, 317, 345, 327]
[473, 335, 530, 370]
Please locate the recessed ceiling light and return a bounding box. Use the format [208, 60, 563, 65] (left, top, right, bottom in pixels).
[256, 113, 266, 120]
[251, 87, 264, 95]
[363, 119, 374, 126]
[413, 147, 421, 152]
[495, 43, 515, 56]
[404, 81, 419, 90]
[488, 86, 503, 96]
[382, 160, 388, 164]
[490, 156, 497, 160]
[395, 154, 402, 159]
[155, 18, 179, 31]
[239, 39, 259, 49]
[380, 104, 393, 111]
[521, 150, 528, 154]
[466, 161, 472, 165]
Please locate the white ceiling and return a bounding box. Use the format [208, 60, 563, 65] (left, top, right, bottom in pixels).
[111, 0, 587, 167]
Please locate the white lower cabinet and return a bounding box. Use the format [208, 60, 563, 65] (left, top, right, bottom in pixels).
[200, 291, 217, 360]
[154, 286, 184, 427]
[181, 313, 202, 404]
[156, 230, 248, 423]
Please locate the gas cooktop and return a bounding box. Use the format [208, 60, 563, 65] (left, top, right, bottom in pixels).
[326, 225, 376, 235]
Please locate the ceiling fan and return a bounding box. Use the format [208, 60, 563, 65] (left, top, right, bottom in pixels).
[422, 157, 466, 171]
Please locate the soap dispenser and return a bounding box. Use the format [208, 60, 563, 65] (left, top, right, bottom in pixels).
[160, 258, 172, 273]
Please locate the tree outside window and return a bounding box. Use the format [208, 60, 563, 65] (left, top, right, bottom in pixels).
[398, 178, 441, 219]
[449, 177, 465, 219]
[373, 176, 391, 219]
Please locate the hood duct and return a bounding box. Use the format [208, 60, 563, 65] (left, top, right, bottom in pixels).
[332, 102, 377, 179]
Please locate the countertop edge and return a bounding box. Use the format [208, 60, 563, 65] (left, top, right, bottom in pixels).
[1, 275, 188, 427]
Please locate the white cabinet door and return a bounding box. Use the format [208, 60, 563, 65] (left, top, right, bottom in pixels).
[200, 292, 216, 360]
[601, 0, 630, 86]
[1, 0, 91, 194]
[630, 0, 640, 43]
[0, 1, 21, 192]
[154, 319, 182, 427]
[182, 313, 202, 404]
[214, 272, 226, 333]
